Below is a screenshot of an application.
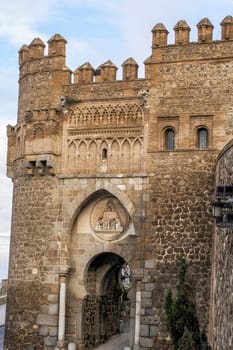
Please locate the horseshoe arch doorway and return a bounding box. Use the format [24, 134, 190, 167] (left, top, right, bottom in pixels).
[83, 252, 131, 349]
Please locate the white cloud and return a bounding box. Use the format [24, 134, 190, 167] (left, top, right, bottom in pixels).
[0, 0, 56, 24]
[66, 37, 93, 69]
[0, 66, 16, 241]
[103, 0, 233, 70]
[0, 236, 10, 280]
[0, 24, 45, 47]
[62, 0, 122, 10]
[0, 117, 13, 235]
[0, 0, 56, 45]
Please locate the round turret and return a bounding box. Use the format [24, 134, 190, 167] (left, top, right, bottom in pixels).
[151, 23, 169, 47]
[174, 20, 191, 44]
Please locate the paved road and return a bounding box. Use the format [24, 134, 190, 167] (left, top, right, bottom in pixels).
[0, 325, 129, 350]
[93, 332, 129, 350]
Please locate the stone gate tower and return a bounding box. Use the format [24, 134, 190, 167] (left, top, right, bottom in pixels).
[5, 16, 233, 350]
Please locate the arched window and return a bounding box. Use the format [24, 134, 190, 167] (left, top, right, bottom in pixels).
[102, 148, 108, 159]
[164, 128, 175, 150]
[197, 128, 208, 149]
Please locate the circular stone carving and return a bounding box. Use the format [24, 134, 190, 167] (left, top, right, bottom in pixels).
[91, 197, 129, 241]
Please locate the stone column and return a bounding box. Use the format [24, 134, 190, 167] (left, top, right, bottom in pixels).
[133, 281, 141, 350]
[55, 267, 70, 350]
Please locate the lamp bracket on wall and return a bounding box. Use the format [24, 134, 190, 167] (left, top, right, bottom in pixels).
[212, 185, 233, 227]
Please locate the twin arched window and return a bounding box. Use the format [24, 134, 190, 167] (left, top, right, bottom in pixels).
[163, 126, 208, 150]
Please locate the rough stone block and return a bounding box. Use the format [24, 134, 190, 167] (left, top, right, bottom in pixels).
[37, 313, 58, 326]
[150, 325, 158, 337]
[140, 337, 153, 348]
[144, 283, 154, 291]
[48, 326, 58, 337]
[117, 184, 126, 191]
[39, 325, 49, 336]
[145, 259, 154, 269]
[41, 304, 49, 313]
[142, 291, 152, 299]
[141, 298, 152, 308]
[141, 315, 159, 325]
[140, 324, 149, 337]
[49, 303, 58, 315]
[44, 336, 57, 347]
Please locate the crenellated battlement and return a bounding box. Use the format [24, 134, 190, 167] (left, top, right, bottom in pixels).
[18, 15, 233, 87]
[15, 15, 233, 125]
[18, 34, 69, 78]
[152, 15, 233, 47]
[19, 33, 66, 64]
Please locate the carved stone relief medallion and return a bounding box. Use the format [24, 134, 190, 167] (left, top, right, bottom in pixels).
[91, 197, 129, 241]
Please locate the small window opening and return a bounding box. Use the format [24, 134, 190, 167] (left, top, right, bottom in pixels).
[197, 128, 208, 149]
[165, 128, 175, 150]
[102, 148, 108, 159]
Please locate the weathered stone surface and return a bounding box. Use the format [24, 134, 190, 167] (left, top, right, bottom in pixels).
[44, 336, 57, 346]
[39, 325, 49, 336]
[48, 326, 58, 337]
[48, 303, 58, 315]
[37, 314, 58, 326]
[140, 337, 154, 348]
[140, 324, 149, 337]
[212, 141, 233, 349]
[47, 294, 58, 303]
[5, 16, 233, 350]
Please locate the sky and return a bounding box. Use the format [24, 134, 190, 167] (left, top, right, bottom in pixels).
[1, 0, 233, 281]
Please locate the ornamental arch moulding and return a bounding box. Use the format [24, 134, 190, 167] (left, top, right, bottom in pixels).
[66, 180, 137, 235]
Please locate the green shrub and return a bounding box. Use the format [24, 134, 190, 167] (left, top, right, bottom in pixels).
[165, 257, 211, 350]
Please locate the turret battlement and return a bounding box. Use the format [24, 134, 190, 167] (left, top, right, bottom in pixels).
[19, 33, 66, 63]
[15, 15, 233, 124]
[18, 15, 233, 84]
[152, 15, 233, 47]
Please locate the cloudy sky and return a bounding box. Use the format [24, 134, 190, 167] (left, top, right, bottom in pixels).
[0, 0, 233, 280]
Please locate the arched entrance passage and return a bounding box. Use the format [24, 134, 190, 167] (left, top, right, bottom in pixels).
[67, 189, 135, 348]
[83, 252, 131, 349]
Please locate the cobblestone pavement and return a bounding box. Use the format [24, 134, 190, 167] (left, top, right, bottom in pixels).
[93, 332, 129, 350]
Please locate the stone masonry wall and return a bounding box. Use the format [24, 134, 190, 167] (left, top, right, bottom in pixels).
[138, 151, 216, 350]
[213, 141, 233, 350]
[6, 17, 233, 350]
[5, 159, 61, 350]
